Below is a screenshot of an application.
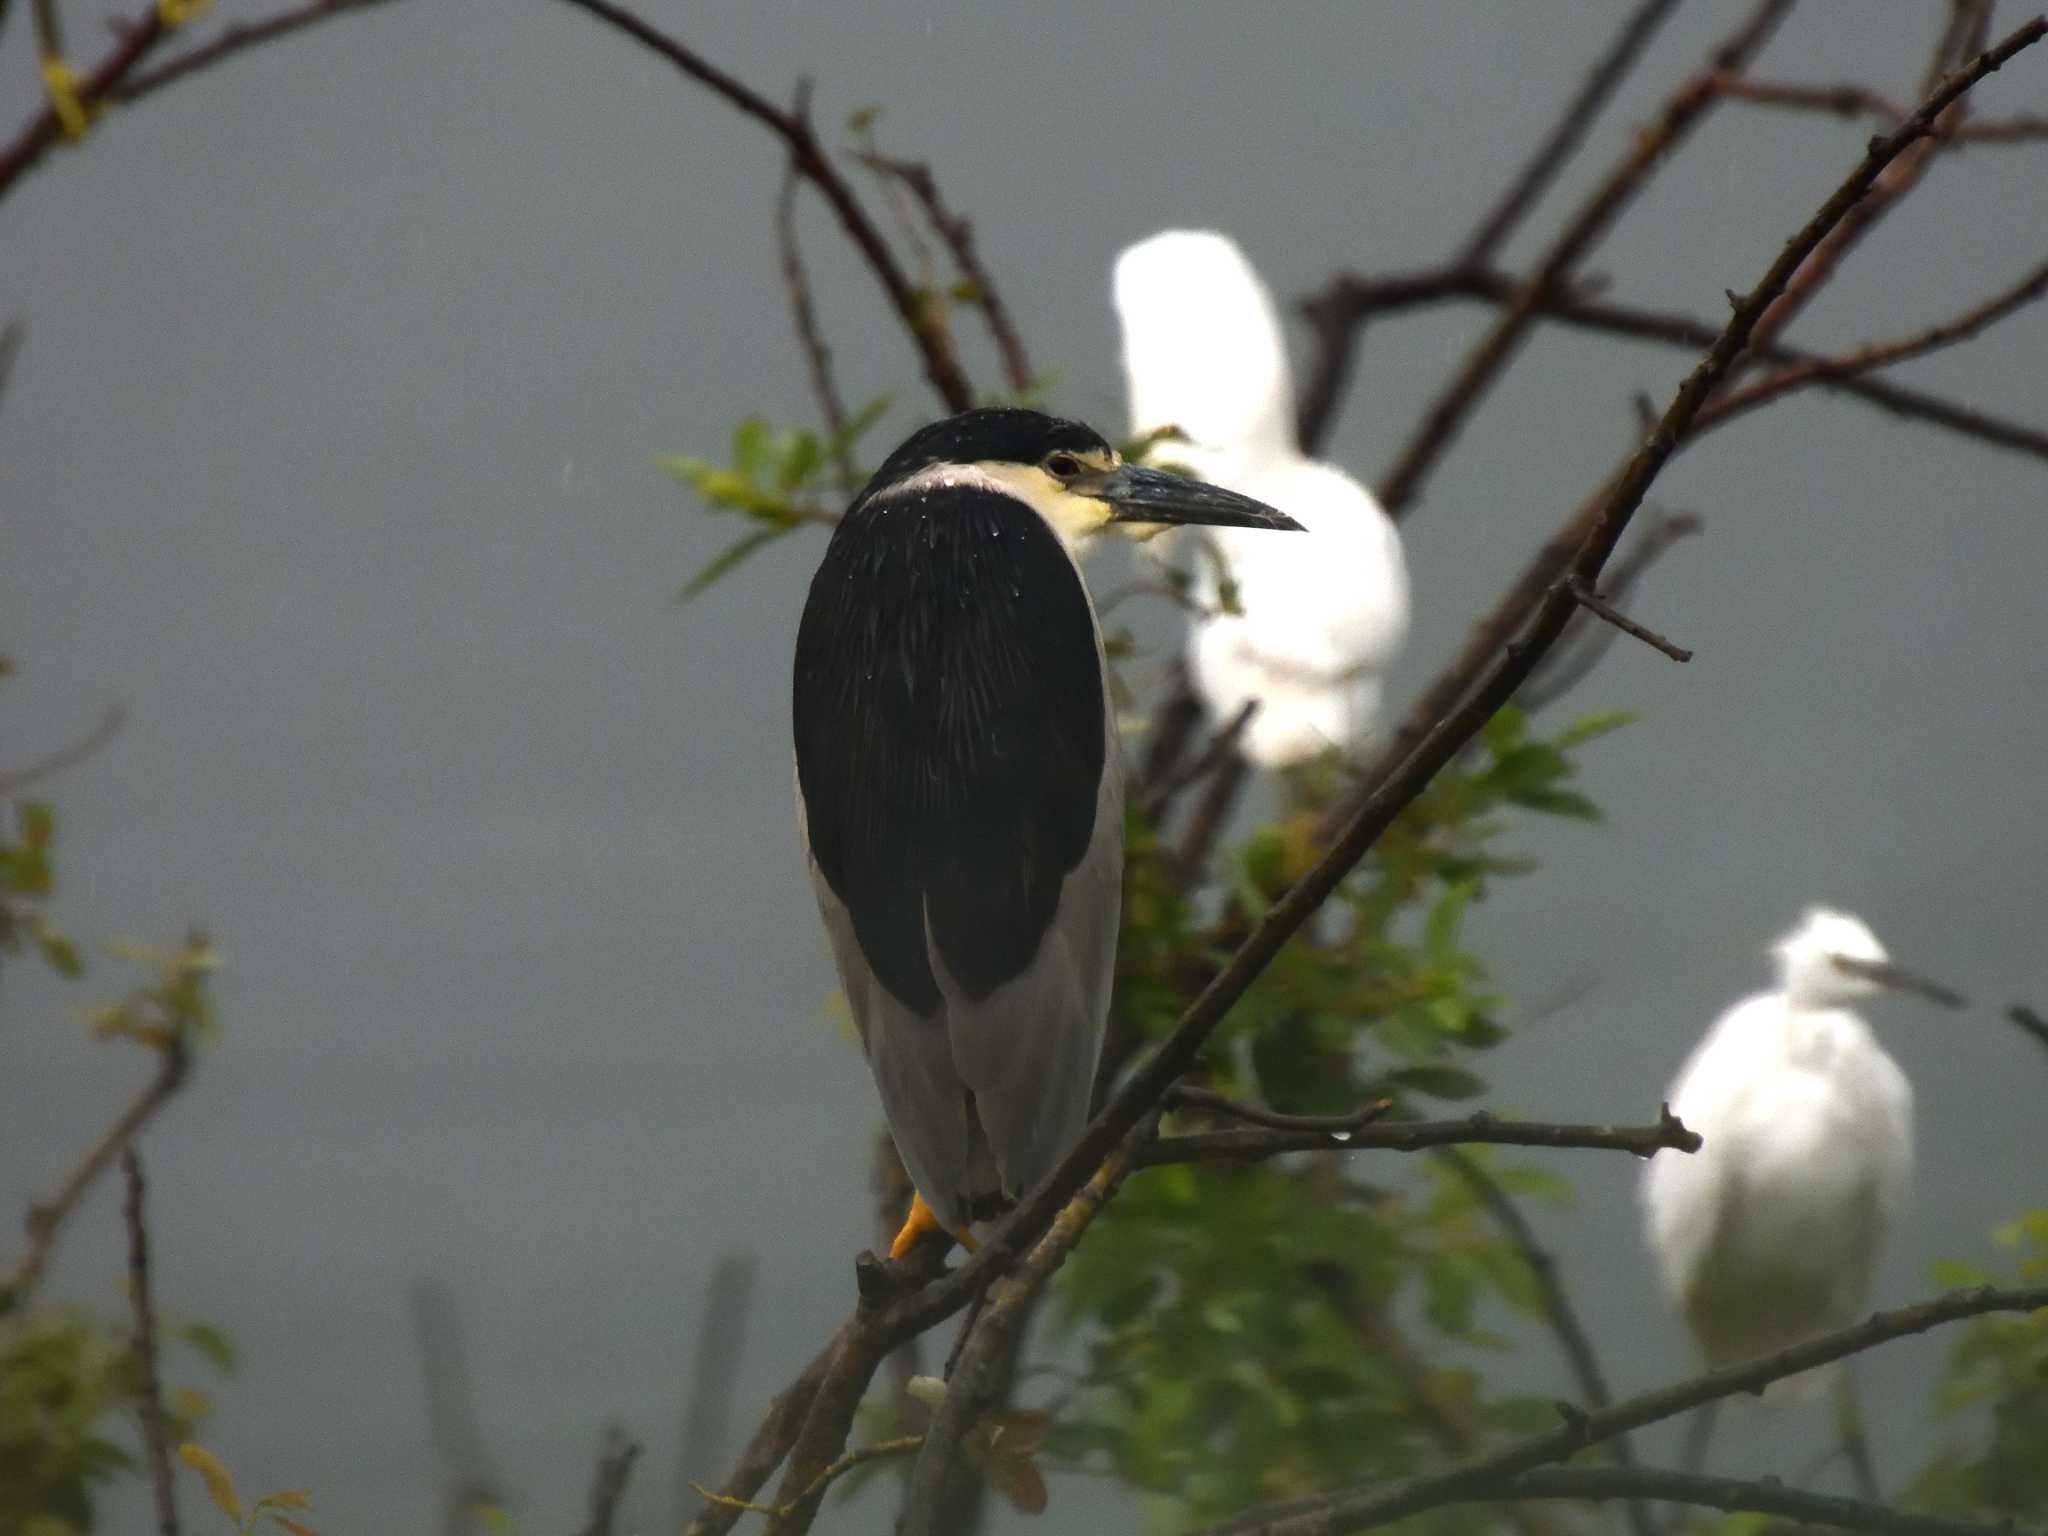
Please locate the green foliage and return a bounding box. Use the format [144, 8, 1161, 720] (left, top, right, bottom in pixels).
[1049, 708, 1625, 1526]
[658, 399, 891, 600]
[177, 1442, 317, 1536]
[1, 798, 85, 978]
[1908, 1212, 2048, 1519]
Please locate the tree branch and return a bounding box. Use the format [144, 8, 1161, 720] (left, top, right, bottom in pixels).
[853, 149, 1035, 395]
[1691, 257, 2048, 436]
[112, 0, 401, 104]
[1139, 1109, 1698, 1168]
[1561, 577, 1692, 663]
[1309, 265, 2048, 465]
[553, 0, 974, 412]
[6, 1034, 189, 1311]
[576, 1425, 640, 1536]
[897, 1113, 1158, 1536]
[2007, 1004, 2048, 1057]
[1194, 1284, 2048, 1536]
[0, 702, 127, 795]
[1300, 0, 1683, 450]
[1495, 1466, 2033, 1536]
[1164, 1084, 1393, 1135]
[772, 82, 854, 484]
[1372, 0, 1794, 517]
[122, 1147, 181, 1536]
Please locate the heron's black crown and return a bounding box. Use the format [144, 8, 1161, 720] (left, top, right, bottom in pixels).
[861, 407, 1112, 498]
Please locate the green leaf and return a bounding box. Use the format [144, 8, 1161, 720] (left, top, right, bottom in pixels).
[730, 416, 774, 477]
[1389, 1065, 1489, 1100]
[179, 1321, 237, 1374]
[1553, 708, 1637, 748]
[1511, 787, 1602, 821]
[677, 526, 791, 603]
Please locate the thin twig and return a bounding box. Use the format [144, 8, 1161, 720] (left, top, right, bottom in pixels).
[1172, 748, 1248, 890]
[1310, 265, 2048, 465]
[773, 82, 853, 485]
[114, 0, 401, 103]
[1165, 1084, 1394, 1135]
[0, 2, 166, 200]
[681, 1329, 841, 1536]
[898, 1112, 1159, 1536]
[554, 0, 974, 411]
[1694, 257, 2048, 435]
[122, 1148, 180, 1536]
[0, 319, 23, 412]
[1141, 1108, 1699, 1168]
[691, 1436, 923, 1521]
[1373, 0, 1794, 517]
[2007, 1005, 2048, 1056]
[1302, 0, 1683, 450]
[1435, 1149, 1655, 1536]
[1192, 1284, 2048, 1536]
[1522, 508, 1701, 713]
[8, 1036, 189, 1309]
[1562, 579, 1692, 663]
[1498, 1466, 2032, 1536]
[853, 149, 1035, 394]
[577, 1425, 641, 1536]
[0, 703, 128, 794]
[1143, 700, 1258, 821]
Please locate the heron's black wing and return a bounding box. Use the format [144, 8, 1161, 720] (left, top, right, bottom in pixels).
[793, 484, 1106, 1016]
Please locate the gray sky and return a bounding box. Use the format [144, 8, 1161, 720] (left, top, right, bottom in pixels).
[3, 2, 2045, 1529]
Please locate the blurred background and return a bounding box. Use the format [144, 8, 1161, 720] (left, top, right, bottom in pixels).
[2, 1, 2043, 1529]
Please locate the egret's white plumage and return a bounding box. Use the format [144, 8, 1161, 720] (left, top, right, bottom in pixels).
[1113, 229, 1410, 767]
[1640, 908, 1961, 1373]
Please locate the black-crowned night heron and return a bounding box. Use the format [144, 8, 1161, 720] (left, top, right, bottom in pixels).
[1638, 906, 1964, 1475]
[793, 407, 1300, 1258]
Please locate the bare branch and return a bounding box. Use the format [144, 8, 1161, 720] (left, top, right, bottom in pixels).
[410, 1278, 505, 1535]
[1373, 0, 1794, 517]
[1301, 0, 1683, 450]
[0, 702, 127, 795]
[1165, 1084, 1393, 1135]
[577, 1425, 641, 1536]
[8, 1035, 189, 1310]
[1709, 72, 1911, 122]
[1522, 507, 1701, 713]
[1435, 1149, 1655, 1536]
[773, 83, 853, 485]
[1310, 265, 2048, 465]
[122, 1148, 181, 1536]
[2007, 1004, 2048, 1057]
[854, 149, 1036, 395]
[1497, 1466, 2030, 1536]
[553, 0, 974, 412]
[1561, 578, 1692, 663]
[1693, 257, 2048, 435]
[1140, 1108, 1699, 1168]
[1193, 1284, 2048, 1536]
[113, 0, 402, 104]
[899, 1112, 1158, 1536]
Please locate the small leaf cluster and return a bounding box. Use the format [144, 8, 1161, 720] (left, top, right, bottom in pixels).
[658, 400, 890, 600]
[1909, 1212, 2048, 1519]
[178, 1442, 317, 1536]
[1, 798, 83, 978]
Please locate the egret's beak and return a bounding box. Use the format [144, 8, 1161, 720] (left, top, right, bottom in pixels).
[1088, 463, 1303, 532]
[1831, 954, 1968, 1008]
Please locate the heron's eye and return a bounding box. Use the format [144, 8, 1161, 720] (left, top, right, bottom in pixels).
[1045, 452, 1084, 478]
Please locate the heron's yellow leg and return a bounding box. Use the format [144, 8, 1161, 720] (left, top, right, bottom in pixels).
[887, 1191, 978, 1259]
[41, 54, 90, 141]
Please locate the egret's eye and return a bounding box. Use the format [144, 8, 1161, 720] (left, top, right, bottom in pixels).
[1045, 452, 1084, 478]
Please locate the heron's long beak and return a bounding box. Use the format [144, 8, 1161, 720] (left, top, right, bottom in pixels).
[1089, 463, 1303, 532]
[1832, 955, 1968, 1008]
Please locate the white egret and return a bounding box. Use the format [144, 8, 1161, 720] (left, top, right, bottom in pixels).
[1639, 906, 1965, 1484]
[1113, 229, 1410, 768]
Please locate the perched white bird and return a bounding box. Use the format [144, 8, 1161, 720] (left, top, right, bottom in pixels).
[1640, 907, 1964, 1476]
[1113, 229, 1409, 768]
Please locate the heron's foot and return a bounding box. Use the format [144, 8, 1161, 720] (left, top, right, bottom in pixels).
[41, 55, 91, 141]
[158, 0, 215, 24]
[887, 1191, 977, 1260]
